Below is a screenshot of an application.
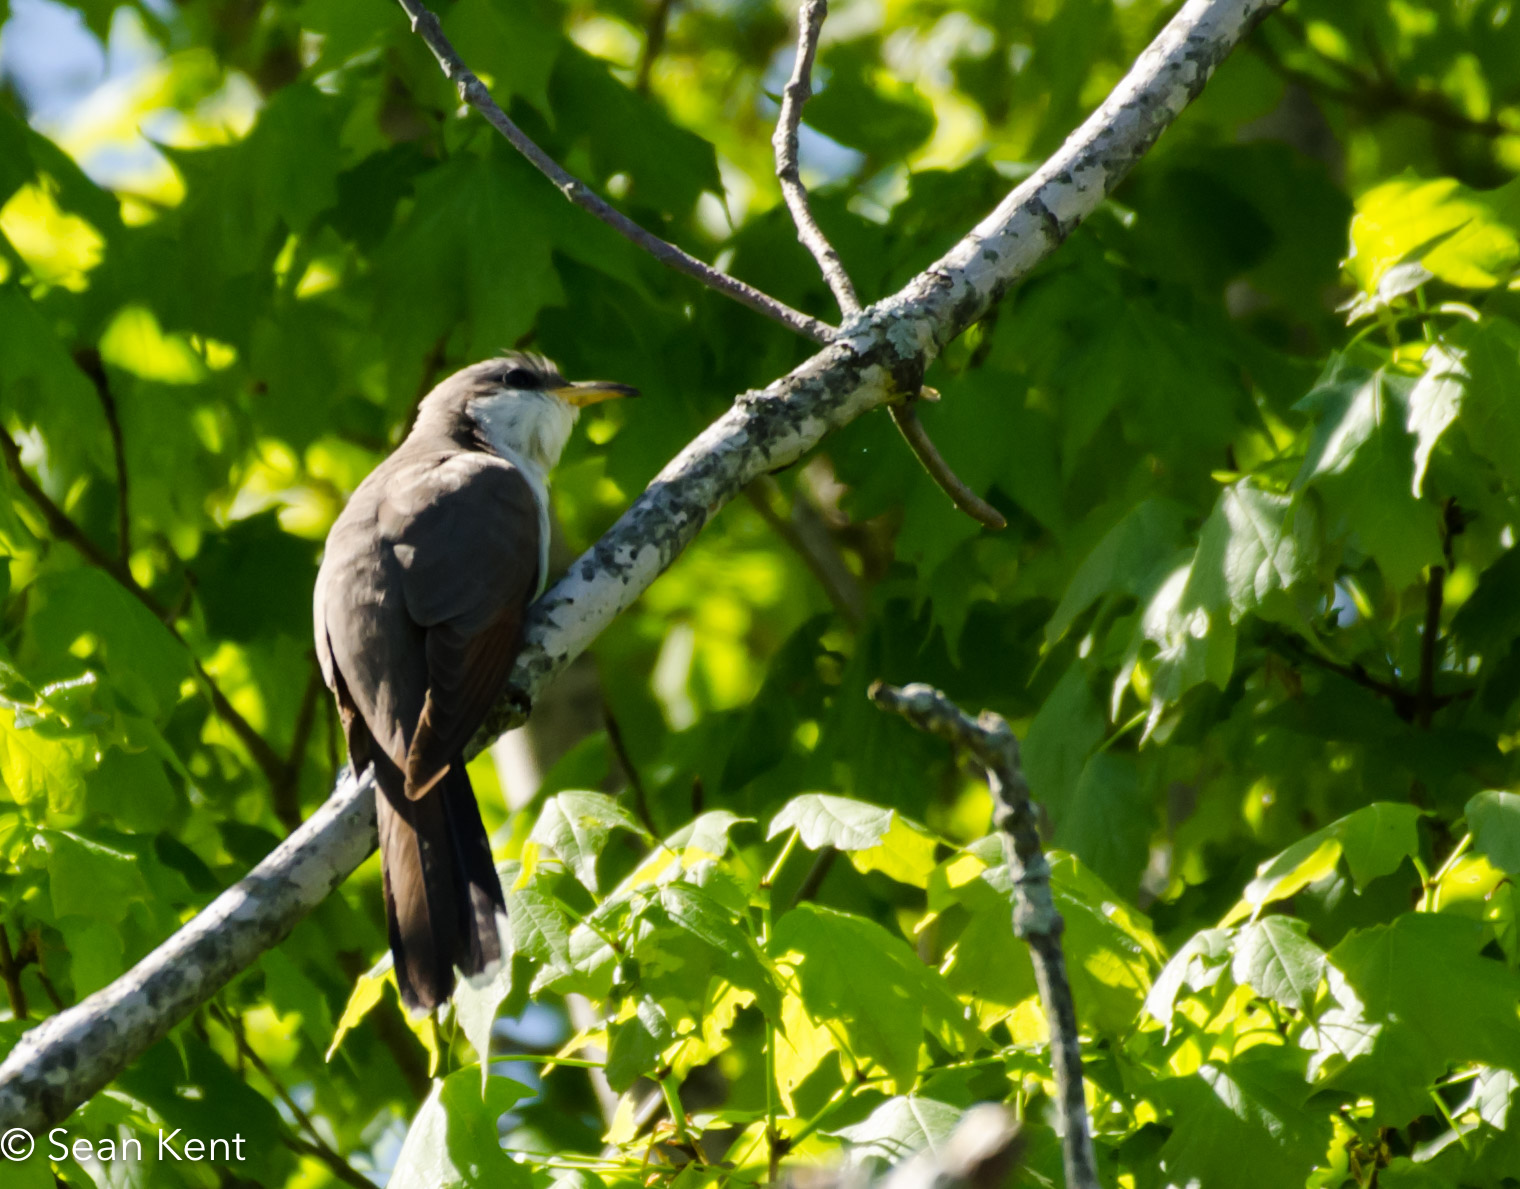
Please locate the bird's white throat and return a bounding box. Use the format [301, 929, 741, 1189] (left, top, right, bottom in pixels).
[466, 388, 578, 595]
[467, 389, 580, 482]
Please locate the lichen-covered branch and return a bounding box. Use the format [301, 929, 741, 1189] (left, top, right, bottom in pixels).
[867, 682, 1095, 1189]
[395, 0, 835, 344]
[0, 0, 1284, 1134]
[0, 771, 377, 1132]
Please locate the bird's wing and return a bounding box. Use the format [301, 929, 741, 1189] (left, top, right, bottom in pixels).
[383, 452, 542, 798]
[316, 469, 424, 772]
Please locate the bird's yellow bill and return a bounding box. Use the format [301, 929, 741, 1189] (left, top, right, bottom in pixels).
[554, 381, 640, 407]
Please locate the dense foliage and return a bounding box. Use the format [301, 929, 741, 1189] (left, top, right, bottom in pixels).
[3, 0, 1520, 1186]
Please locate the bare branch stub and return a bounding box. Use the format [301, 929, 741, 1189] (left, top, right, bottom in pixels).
[772, 0, 860, 318]
[888, 402, 1007, 530]
[868, 681, 1098, 1189]
[394, 0, 835, 344]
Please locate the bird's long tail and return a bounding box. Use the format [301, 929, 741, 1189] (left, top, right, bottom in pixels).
[375, 756, 508, 1014]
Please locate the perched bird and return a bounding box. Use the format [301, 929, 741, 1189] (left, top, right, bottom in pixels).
[314, 353, 637, 1013]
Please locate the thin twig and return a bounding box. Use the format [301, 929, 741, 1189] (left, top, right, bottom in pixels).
[393, 0, 834, 344]
[603, 703, 657, 835]
[1, 423, 294, 791]
[744, 477, 864, 625]
[1251, 32, 1508, 139]
[1, 424, 141, 595]
[888, 403, 1007, 530]
[1417, 566, 1444, 731]
[788, 848, 837, 909]
[1269, 631, 1468, 724]
[0, 925, 28, 1021]
[869, 681, 1098, 1189]
[281, 1135, 378, 1189]
[272, 664, 325, 833]
[196, 661, 293, 793]
[635, 0, 676, 94]
[73, 349, 131, 565]
[772, 0, 859, 318]
[210, 1004, 374, 1189]
[13, 933, 64, 1013]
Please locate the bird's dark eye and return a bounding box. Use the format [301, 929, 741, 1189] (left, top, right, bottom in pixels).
[499, 367, 538, 389]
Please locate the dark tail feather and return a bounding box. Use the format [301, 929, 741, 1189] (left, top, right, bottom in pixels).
[439, 762, 508, 981]
[375, 752, 457, 1014]
[374, 755, 506, 1014]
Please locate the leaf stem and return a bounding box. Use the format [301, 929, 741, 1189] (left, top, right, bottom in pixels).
[761, 828, 801, 893]
[765, 1019, 781, 1181]
[656, 1070, 704, 1161]
[1422, 831, 1472, 912]
[508, 1053, 608, 1069]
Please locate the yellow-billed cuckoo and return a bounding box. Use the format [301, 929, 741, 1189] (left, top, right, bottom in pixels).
[314, 353, 636, 1014]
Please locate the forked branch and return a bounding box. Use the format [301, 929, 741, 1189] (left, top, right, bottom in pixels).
[769, 0, 1004, 529]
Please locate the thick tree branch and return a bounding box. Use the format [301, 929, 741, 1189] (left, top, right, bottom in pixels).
[773, 0, 859, 319]
[0, 770, 376, 1131]
[394, 0, 835, 344]
[868, 682, 1096, 1189]
[0, 0, 1284, 1133]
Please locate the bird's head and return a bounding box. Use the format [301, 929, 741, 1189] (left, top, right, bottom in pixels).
[416, 352, 638, 477]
